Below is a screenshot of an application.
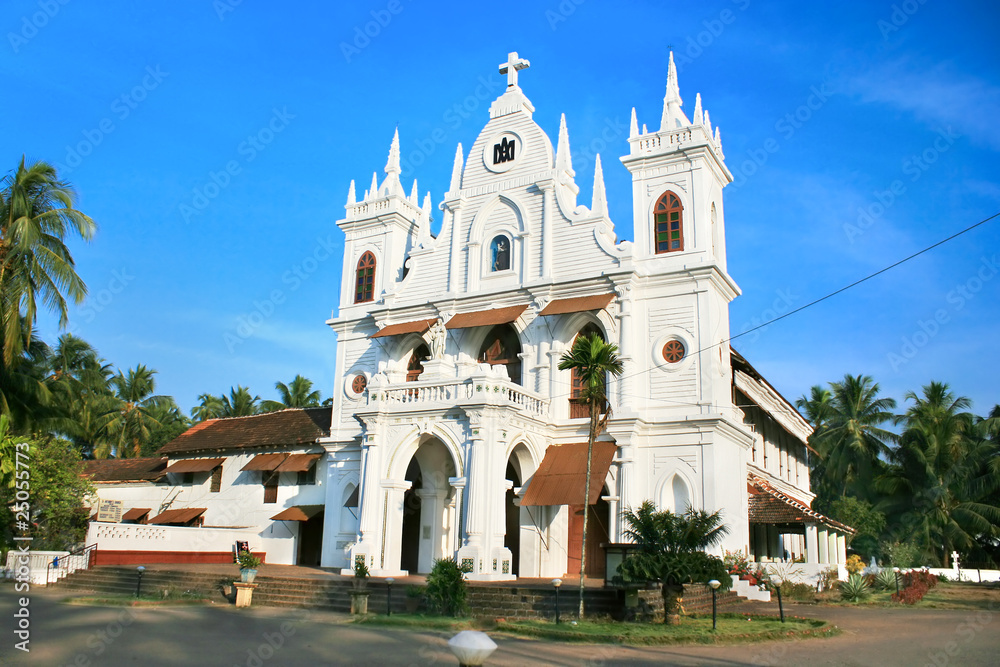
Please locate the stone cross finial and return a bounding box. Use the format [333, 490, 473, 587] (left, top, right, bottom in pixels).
[499, 52, 530, 88]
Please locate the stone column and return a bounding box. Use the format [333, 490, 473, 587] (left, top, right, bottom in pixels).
[357, 430, 382, 550]
[381, 479, 412, 574]
[837, 533, 847, 565]
[615, 284, 634, 411]
[536, 340, 550, 396]
[448, 476, 466, 554]
[817, 527, 829, 564]
[828, 531, 839, 564]
[805, 523, 819, 564]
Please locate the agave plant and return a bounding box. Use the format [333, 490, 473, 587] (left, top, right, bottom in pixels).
[873, 568, 897, 591]
[839, 573, 871, 602]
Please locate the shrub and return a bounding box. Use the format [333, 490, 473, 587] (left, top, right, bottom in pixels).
[845, 554, 865, 576]
[839, 573, 871, 602]
[723, 550, 752, 578]
[891, 569, 939, 604]
[779, 581, 816, 601]
[882, 541, 921, 568]
[873, 569, 897, 591]
[425, 558, 471, 617]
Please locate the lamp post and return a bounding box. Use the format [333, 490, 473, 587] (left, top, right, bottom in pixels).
[386, 577, 394, 617]
[774, 581, 785, 623]
[552, 578, 562, 625]
[135, 566, 145, 599]
[708, 580, 720, 631]
[893, 567, 900, 597]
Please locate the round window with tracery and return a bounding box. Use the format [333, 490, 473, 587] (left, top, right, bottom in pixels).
[351, 374, 368, 394]
[662, 339, 686, 363]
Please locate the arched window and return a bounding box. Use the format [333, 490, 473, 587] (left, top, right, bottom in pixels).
[477, 325, 521, 385]
[355, 251, 376, 303]
[489, 235, 511, 271]
[654, 191, 684, 254]
[569, 323, 605, 418]
[406, 344, 430, 382]
[671, 475, 691, 513]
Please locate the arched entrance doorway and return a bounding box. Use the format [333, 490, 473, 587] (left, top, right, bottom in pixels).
[504, 460, 522, 576]
[567, 484, 610, 580]
[397, 437, 457, 574]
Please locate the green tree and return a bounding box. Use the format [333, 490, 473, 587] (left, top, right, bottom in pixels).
[829, 496, 886, 561]
[617, 501, 731, 625]
[0, 325, 50, 432]
[558, 332, 623, 618]
[99, 365, 167, 458]
[193, 386, 261, 420]
[260, 374, 321, 412]
[142, 400, 190, 456]
[0, 157, 96, 365]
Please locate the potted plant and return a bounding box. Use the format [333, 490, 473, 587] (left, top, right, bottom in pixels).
[350, 557, 370, 615]
[237, 550, 262, 583]
[405, 585, 423, 613]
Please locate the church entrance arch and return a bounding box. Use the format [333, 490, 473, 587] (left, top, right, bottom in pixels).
[397, 437, 457, 574]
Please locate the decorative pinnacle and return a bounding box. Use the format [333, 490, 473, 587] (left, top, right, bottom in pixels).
[410, 179, 419, 205]
[629, 107, 639, 139]
[660, 51, 684, 131]
[449, 143, 464, 193]
[693, 93, 703, 127]
[347, 179, 356, 206]
[369, 171, 378, 200]
[556, 113, 574, 176]
[385, 127, 401, 176]
[592, 154, 608, 218]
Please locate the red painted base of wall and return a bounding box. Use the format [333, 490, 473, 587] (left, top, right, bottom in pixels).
[93, 551, 267, 566]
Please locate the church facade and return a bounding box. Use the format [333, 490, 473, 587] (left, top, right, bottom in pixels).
[318, 52, 840, 580]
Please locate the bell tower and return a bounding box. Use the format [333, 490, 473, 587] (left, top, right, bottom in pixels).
[621, 52, 732, 273]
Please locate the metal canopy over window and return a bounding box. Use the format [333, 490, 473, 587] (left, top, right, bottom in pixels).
[270, 505, 325, 521]
[445, 304, 527, 330]
[164, 458, 225, 473]
[240, 453, 289, 471]
[519, 441, 618, 507]
[148, 508, 206, 525]
[370, 318, 437, 339]
[538, 293, 616, 316]
[121, 508, 150, 522]
[274, 453, 321, 472]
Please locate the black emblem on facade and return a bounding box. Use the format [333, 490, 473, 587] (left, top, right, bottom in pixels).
[493, 137, 516, 165]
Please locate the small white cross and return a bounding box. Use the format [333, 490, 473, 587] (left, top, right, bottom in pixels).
[499, 51, 530, 88]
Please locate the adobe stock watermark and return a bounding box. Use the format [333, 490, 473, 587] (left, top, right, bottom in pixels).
[672, 0, 751, 73]
[736, 288, 799, 345]
[213, 0, 242, 20]
[843, 126, 958, 243]
[571, 116, 628, 177]
[400, 74, 506, 177]
[7, 0, 70, 53]
[340, 0, 406, 63]
[731, 80, 835, 189]
[545, 0, 586, 30]
[878, 0, 930, 40]
[887, 254, 998, 372]
[925, 601, 998, 667]
[56, 65, 169, 174]
[11, 440, 32, 653]
[224, 234, 340, 352]
[179, 107, 294, 223]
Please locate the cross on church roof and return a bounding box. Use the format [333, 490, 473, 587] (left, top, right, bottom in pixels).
[499, 51, 530, 88]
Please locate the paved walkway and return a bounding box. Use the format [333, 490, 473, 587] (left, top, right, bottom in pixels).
[2, 585, 998, 665]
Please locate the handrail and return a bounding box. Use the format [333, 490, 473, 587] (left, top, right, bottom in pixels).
[45, 543, 98, 585]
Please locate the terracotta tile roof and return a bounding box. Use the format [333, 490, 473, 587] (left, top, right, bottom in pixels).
[538, 293, 616, 316]
[748, 475, 855, 534]
[157, 407, 331, 455]
[164, 457, 225, 473]
[83, 457, 167, 482]
[370, 318, 437, 338]
[520, 441, 617, 506]
[270, 505, 325, 521]
[445, 304, 528, 329]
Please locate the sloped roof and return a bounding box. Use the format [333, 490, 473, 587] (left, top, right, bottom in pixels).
[83, 457, 167, 483]
[157, 407, 331, 455]
[748, 475, 855, 534]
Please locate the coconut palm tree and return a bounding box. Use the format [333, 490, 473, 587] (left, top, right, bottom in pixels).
[0, 323, 50, 432]
[558, 332, 624, 618]
[0, 157, 96, 365]
[99, 365, 167, 458]
[618, 501, 731, 624]
[260, 374, 322, 412]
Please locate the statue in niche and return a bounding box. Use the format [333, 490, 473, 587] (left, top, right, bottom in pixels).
[428, 319, 447, 359]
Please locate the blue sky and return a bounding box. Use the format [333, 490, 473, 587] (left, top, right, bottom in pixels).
[4, 0, 998, 416]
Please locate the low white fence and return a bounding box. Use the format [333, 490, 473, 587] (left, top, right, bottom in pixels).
[928, 566, 1000, 583]
[4, 550, 71, 586]
[87, 521, 261, 555]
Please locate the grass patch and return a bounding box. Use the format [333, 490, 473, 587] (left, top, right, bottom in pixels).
[64, 593, 216, 607]
[353, 613, 836, 645]
[810, 581, 1000, 611]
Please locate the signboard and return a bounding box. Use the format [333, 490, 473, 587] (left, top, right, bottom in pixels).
[97, 499, 124, 523]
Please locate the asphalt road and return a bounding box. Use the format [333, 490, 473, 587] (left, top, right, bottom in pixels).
[2, 586, 998, 666]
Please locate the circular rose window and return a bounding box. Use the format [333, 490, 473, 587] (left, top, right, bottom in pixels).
[351, 374, 368, 394]
[662, 339, 686, 363]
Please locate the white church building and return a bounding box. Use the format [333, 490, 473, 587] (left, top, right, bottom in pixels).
[80, 52, 852, 583]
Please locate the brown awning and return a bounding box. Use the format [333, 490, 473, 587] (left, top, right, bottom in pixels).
[539, 293, 616, 316]
[370, 318, 437, 339]
[241, 453, 289, 471]
[121, 508, 150, 522]
[165, 458, 225, 473]
[445, 304, 528, 330]
[275, 453, 321, 472]
[520, 441, 618, 507]
[270, 505, 325, 521]
[148, 508, 206, 525]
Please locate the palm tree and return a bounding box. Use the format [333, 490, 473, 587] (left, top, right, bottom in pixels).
[879, 383, 1000, 566]
[260, 374, 322, 412]
[0, 157, 96, 365]
[99, 365, 167, 458]
[803, 375, 896, 504]
[558, 332, 624, 618]
[618, 501, 731, 624]
[0, 323, 50, 432]
[192, 392, 224, 422]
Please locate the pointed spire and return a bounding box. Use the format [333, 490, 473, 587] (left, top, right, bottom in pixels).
[660, 51, 684, 131]
[714, 126, 723, 154]
[629, 107, 639, 138]
[410, 179, 419, 204]
[642, 123, 648, 135]
[556, 113, 574, 176]
[369, 171, 378, 200]
[385, 127, 401, 176]
[449, 143, 464, 193]
[421, 192, 432, 218]
[347, 180, 356, 205]
[703, 110, 712, 138]
[693, 93, 703, 126]
[591, 154, 608, 218]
